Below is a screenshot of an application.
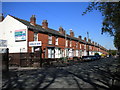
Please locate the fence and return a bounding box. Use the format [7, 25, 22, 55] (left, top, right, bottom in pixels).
[0, 48, 9, 72]
[9, 52, 81, 67]
[9, 52, 41, 67]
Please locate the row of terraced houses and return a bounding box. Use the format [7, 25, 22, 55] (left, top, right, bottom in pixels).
[0, 14, 108, 66]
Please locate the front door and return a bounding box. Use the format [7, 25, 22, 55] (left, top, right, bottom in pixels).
[48, 48, 54, 58]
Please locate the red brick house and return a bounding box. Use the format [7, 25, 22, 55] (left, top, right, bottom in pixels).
[0, 14, 108, 66]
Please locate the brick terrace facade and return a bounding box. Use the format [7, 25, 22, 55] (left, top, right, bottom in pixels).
[26, 15, 108, 59]
[0, 15, 108, 66]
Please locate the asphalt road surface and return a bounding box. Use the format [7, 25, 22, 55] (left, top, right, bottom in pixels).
[2, 57, 120, 90]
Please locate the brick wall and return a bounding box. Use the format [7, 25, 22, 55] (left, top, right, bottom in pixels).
[28, 30, 34, 52]
[27, 29, 108, 58]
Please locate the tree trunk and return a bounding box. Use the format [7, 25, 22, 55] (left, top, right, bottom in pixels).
[117, 47, 120, 63]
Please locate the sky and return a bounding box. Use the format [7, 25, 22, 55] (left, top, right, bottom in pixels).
[2, 2, 116, 50]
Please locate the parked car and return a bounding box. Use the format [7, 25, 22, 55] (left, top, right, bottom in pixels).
[82, 56, 93, 61]
[82, 55, 98, 61]
[90, 56, 98, 60]
[94, 55, 101, 60]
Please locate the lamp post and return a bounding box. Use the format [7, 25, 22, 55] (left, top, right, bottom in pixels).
[20, 48, 21, 66]
[87, 32, 89, 56]
[65, 29, 69, 57]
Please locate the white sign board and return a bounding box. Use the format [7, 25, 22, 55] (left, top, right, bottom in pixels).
[15, 29, 26, 42]
[0, 48, 7, 53]
[29, 41, 42, 47]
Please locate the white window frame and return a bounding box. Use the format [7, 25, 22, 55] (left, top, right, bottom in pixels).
[84, 44, 86, 49]
[70, 40, 72, 47]
[76, 50, 79, 56]
[34, 32, 38, 41]
[48, 48, 54, 58]
[80, 44, 81, 49]
[48, 35, 52, 44]
[89, 46, 91, 50]
[76, 42, 78, 48]
[66, 40, 68, 47]
[55, 37, 58, 45]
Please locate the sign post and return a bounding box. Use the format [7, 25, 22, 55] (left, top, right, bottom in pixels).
[29, 41, 42, 47]
[29, 41, 42, 67]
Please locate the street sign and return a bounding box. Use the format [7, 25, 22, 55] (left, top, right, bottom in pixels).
[29, 41, 42, 47]
[0, 40, 7, 47]
[0, 48, 7, 53]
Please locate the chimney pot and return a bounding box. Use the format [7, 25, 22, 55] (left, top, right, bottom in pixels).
[63, 30, 66, 35]
[70, 29, 74, 37]
[0, 13, 4, 22]
[88, 39, 91, 43]
[84, 37, 87, 41]
[30, 15, 36, 25]
[78, 36, 82, 40]
[59, 26, 64, 34]
[42, 20, 48, 29]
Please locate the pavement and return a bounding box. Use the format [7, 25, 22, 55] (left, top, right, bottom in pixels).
[2, 57, 120, 90]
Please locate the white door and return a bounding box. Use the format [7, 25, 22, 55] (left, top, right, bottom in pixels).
[48, 49, 51, 58]
[76, 50, 78, 57]
[55, 49, 58, 58]
[51, 49, 54, 58]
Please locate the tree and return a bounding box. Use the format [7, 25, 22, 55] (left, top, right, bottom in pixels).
[82, 1, 120, 57]
[94, 53, 99, 55]
[108, 49, 117, 56]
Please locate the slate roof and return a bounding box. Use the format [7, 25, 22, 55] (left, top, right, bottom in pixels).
[10, 15, 86, 43]
[10, 15, 63, 36]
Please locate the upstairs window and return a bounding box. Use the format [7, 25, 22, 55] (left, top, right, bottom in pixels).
[66, 40, 68, 47]
[34, 32, 38, 41]
[48, 35, 52, 44]
[55, 37, 58, 45]
[84, 45, 86, 49]
[80, 44, 82, 49]
[76, 42, 78, 48]
[70, 40, 72, 47]
[89, 46, 92, 50]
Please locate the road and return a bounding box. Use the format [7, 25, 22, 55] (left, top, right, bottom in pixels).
[2, 57, 120, 90]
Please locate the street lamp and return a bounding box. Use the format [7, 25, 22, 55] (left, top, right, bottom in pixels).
[87, 32, 89, 56]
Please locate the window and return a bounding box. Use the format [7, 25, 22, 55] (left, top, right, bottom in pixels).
[34, 32, 38, 41]
[55, 37, 58, 45]
[76, 50, 79, 56]
[76, 42, 78, 48]
[89, 46, 91, 50]
[70, 40, 72, 47]
[84, 45, 86, 49]
[48, 48, 54, 58]
[80, 44, 81, 49]
[66, 40, 68, 47]
[48, 35, 52, 44]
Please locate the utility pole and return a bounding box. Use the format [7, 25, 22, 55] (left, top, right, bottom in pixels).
[87, 32, 89, 56]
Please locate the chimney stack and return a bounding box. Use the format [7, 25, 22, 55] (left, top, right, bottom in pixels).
[84, 37, 87, 41]
[42, 20, 48, 29]
[78, 35, 82, 40]
[63, 30, 66, 35]
[70, 29, 74, 37]
[88, 39, 91, 43]
[59, 26, 65, 34]
[30, 15, 36, 25]
[95, 42, 97, 45]
[0, 13, 4, 22]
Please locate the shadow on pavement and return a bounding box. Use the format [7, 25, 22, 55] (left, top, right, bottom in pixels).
[2, 57, 120, 90]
